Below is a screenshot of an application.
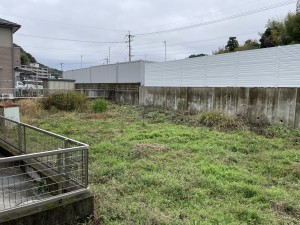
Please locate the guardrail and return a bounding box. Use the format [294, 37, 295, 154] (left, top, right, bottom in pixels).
[0, 116, 89, 212]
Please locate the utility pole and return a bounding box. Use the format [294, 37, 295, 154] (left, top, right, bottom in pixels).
[80, 55, 83, 68]
[60, 63, 64, 72]
[108, 47, 111, 64]
[104, 58, 109, 64]
[126, 31, 134, 62]
[164, 41, 167, 62]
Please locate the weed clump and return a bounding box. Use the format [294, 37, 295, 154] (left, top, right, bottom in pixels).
[91, 98, 108, 113]
[17, 99, 45, 117]
[42, 91, 86, 111]
[199, 111, 246, 131]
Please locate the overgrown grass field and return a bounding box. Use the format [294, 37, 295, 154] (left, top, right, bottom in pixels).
[20, 101, 300, 224]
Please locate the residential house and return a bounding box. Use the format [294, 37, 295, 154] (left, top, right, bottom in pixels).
[0, 18, 21, 95]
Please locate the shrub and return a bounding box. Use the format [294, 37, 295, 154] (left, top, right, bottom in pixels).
[91, 98, 108, 113]
[42, 91, 86, 111]
[17, 99, 45, 117]
[199, 111, 246, 130]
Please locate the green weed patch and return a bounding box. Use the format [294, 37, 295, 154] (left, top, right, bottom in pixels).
[24, 104, 300, 224]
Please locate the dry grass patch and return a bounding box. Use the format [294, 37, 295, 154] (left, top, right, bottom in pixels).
[17, 99, 45, 118]
[133, 143, 170, 158]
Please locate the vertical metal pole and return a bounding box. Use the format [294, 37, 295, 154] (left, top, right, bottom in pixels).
[57, 153, 63, 194]
[23, 126, 26, 154]
[109, 47, 111, 64]
[126, 31, 134, 62]
[64, 139, 70, 187]
[164, 41, 167, 62]
[18, 123, 22, 154]
[84, 148, 89, 188]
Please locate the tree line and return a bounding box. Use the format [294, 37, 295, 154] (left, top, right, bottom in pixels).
[189, 12, 300, 57]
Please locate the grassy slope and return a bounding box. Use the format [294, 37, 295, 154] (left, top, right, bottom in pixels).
[25, 105, 300, 225]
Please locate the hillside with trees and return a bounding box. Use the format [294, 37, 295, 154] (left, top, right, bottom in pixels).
[213, 12, 300, 55]
[18, 45, 62, 77]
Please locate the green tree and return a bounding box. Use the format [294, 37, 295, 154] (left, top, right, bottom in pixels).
[235, 39, 260, 51]
[21, 54, 30, 65]
[285, 12, 300, 43]
[189, 54, 207, 58]
[260, 28, 276, 48]
[225, 37, 239, 52]
[260, 18, 288, 48]
[212, 47, 228, 55]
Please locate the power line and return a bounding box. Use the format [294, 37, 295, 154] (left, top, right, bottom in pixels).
[0, 12, 127, 32]
[135, 0, 296, 36]
[134, 0, 271, 33]
[16, 33, 123, 44]
[132, 31, 259, 53]
[109, 36, 128, 63]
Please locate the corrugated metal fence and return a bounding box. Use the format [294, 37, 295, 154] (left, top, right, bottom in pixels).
[64, 61, 145, 84]
[145, 44, 300, 87]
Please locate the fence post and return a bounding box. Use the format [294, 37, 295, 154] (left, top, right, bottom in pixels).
[64, 139, 70, 187]
[23, 126, 27, 153]
[18, 123, 23, 154]
[57, 152, 63, 194]
[84, 148, 88, 188]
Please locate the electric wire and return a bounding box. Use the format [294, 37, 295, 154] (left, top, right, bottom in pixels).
[16, 33, 123, 44]
[135, 0, 296, 36]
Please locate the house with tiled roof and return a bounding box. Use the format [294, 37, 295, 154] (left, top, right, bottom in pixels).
[0, 18, 21, 96]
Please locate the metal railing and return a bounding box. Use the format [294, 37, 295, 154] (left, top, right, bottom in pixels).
[0, 116, 89, 212]
[0, 88, 139, 99]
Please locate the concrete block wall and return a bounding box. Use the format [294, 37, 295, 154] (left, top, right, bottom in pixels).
[139, 87, 300, 128]
[76, 83, 140, 105]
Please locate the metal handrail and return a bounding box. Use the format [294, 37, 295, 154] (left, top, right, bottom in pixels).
[0, 115, 88, 147]
[0, 116, 89, 212]
[0, 146, 87, 163]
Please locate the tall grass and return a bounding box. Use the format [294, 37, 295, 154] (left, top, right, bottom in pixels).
[23, 105, 300, 224]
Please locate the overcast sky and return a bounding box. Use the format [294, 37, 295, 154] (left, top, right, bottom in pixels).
[0, 0, 298, 71]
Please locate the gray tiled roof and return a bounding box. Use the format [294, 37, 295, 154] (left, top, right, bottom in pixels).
[0, 18, 21, 32]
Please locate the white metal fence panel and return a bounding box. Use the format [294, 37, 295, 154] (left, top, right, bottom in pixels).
[91, 65, 117, 83]
[64, 68, 91, 83]
[63, 61, 144, 84]
[118, 61, 142, 83]
[145, 63, 165, 86]
[237, 48, 278, 87]
[206, 53, 237, 87]
[278, 45, 300, 87]
[144, 44, 300, 87]
[181, 58, 206, 87]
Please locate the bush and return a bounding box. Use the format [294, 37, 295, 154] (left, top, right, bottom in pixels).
[42, 91, 86, 111]
[91, 98, 108, 113]
[17, 99, 45, 117]
[199, 111, 246, 131]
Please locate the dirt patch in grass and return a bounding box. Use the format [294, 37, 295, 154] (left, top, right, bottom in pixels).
[84, 113, 107, 120]
[271, 201, 300, 219]
[132, 144, 170, 158]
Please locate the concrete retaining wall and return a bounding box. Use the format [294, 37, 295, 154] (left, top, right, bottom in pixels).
[76, 83, 139, 105]
[139, 87, 300, 128]
[0, 190, 94, 225]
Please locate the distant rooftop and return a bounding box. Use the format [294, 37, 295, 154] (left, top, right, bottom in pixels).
[0, 18, 21, 33]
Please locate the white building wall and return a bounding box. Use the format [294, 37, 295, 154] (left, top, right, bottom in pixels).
[145, 44, 300, 88]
